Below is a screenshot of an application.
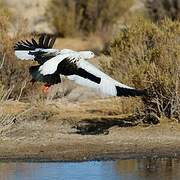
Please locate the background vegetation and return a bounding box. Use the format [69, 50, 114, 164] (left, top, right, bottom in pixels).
[0, 3, 39, 100]
[0, 0, 180, 122]
[46, 0, 134, 37]
[100, 18, 180, 120]
[145, 0, 180, 22]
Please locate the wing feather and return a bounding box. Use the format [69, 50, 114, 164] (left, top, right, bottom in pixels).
[39, 34, 45, 47]
[14, 34, 58, 63]
[32, 38, 38, 47]
[48, 37, 56, 48]
[44, 35, 51, 47]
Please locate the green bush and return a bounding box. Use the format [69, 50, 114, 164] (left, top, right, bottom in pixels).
[145, 0, 180, 22]
[101, 18, 180, 119]
[46, 0, 134, 36]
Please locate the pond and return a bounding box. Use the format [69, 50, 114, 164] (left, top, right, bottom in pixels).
[0, 158, 180, 180]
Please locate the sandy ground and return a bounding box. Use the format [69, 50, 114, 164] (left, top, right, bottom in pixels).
[0, 100, 180, 162]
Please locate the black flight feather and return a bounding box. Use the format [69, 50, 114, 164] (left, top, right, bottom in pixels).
[14, 34, 57, 51]
[48, 37, 56, 48]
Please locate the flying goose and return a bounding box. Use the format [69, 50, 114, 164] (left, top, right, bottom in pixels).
[14, 34, 146, 96]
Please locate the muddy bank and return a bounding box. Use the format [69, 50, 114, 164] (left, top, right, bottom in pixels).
[0, 100, 180, 162]
[0, 121, 180, 162]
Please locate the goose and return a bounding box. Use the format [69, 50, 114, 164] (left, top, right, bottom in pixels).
[14, 34, 146, 96]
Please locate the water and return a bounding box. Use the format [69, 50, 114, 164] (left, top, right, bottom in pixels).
[0, 158, 180, 180]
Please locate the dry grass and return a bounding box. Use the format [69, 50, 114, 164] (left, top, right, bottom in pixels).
[0, 96, 143, 126]
[0, 8, 38, 100]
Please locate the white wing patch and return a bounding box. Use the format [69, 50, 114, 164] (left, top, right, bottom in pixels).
[78, 60, 134, 89]
[67, 60, 134, 96]
[39, 54, 65, 75]
[15, 50, 35, 60]
[15, 48, 59, 61]
[38, 53, 81, 75]
[60, 49, 75, 54]
[67, 75, 117, 96]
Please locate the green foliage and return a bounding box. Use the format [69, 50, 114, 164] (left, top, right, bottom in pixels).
[145, 0, 180, 22]
[101, 18, 180, 119]
[46, 0, 134, 36]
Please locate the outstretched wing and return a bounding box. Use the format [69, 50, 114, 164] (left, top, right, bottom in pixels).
[38, 53, 145, 97]
[14, 34, 58, 64]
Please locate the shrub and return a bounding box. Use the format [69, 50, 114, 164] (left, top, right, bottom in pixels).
[101, 18, 180, 120]
[145, 0, 180, 22]
[46, 0, 134, 36]
[0, 9, 39, 100]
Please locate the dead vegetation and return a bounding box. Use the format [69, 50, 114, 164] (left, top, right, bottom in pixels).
[0, 9, 36, 99]
[101, 18, 180, 120]
[0, 96, 159, 135]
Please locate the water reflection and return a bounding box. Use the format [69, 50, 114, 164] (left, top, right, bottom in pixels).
[0, 158, 180, 180]
[115, 158, 180, 180]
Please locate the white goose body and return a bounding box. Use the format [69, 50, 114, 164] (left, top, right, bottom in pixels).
[14, 34, 145, 97]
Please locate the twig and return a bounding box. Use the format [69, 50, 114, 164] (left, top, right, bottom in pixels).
[0, 54, 5, 69]
[17, 79, 27, 101]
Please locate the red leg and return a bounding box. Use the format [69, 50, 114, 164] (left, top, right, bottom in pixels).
[42, 84, 51, 93]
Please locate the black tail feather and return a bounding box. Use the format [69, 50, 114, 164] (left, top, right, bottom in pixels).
[116, 86, 147, 97]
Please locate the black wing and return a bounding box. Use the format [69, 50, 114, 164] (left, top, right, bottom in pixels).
[14, 34, 56, 51]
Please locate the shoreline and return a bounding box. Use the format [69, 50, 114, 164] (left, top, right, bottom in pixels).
[0, 150, 180, 162]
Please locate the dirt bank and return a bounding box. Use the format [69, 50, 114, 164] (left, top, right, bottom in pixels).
[0, 100, 180, 162]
